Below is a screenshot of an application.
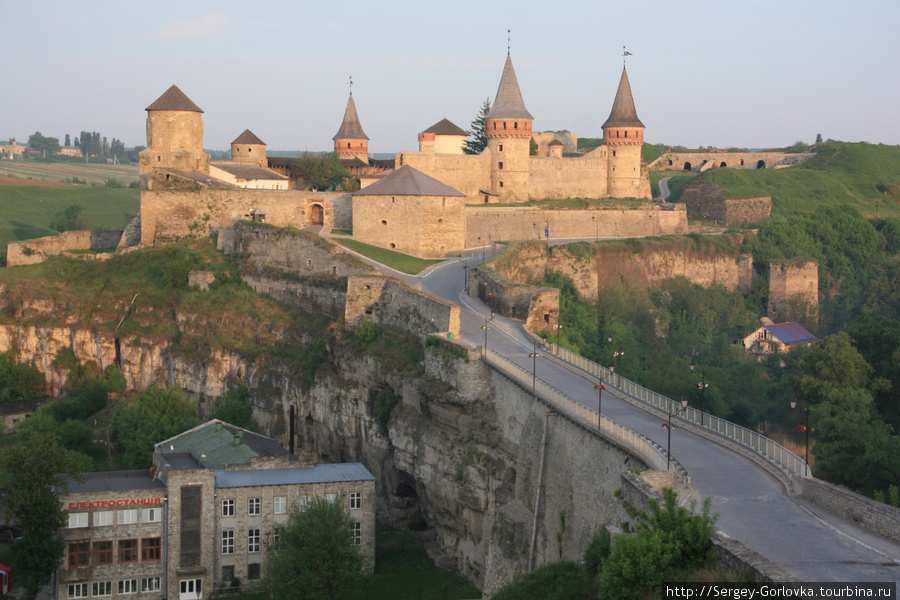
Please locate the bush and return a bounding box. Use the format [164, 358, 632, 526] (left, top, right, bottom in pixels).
[211, 386, 253, 430]
[374, 388, 400, 431]
[0, 353, 45, 402]
[354, 319, 381, 344]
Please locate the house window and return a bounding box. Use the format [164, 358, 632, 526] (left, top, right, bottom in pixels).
[351, 522, 362, 545]
[118, 509, 138, 525]
[248, 528, 261, 553]
[349, 492, 362, 510]
[68, 512, 88, 528]
[142, 507, 161, 523]
[93, 511, 113, 526]
[248, 563, 261, 580]
[93, 540, 113, 565]
[248, 498, 261, 515]
[274, 496, 286, 514]
[180, 579, 202, 600]
[325, 493, 337, 503]
[118, 579, 138, 594]
[141, 578, 161, 593]
[118, 539, 138, 563]
[92, 582, 112, 597]
[68, 541, 89, 569]
[142, 537, 161, 561]
[68, 583, 88, 599]
[222, 530, 235, 554]
[299, 495, 312, 510]
[222, 499, 235, 517]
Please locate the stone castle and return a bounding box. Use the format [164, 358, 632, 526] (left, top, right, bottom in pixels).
[137, 52, 679, 258]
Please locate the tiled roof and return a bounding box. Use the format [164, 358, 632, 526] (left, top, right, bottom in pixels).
[333, 93, 369, 141]
[765, 322, 818, 345]
[422, 118, 467, 136]
[146, 85, 203, 113]
[602, 68, 644, 129]
[352, 165, 464, 197]
[486, 54, 533, 120]
[57, 470, 165, 495]
[155, 420, 294, 470]
[232, 129, 266, 145]
[216, 463, 375, 488]
[212, 162, 288, 180]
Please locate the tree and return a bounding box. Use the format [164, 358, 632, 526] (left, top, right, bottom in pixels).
[260, 496, 366, 600]
[64, 133, 70, 147]
[27, 131, 60, 156]
[0, 432, 86, 600]
[211, 385, 253, 430]
[816, 133, 823, 144]
[50, 203, 85, 232]
[464, 98, 491, 155]
[0, 353, 45, 401]
[291, 152, 351, 191]
[110, 385, 198, 469]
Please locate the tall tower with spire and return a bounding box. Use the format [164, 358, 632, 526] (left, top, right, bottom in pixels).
[485, 53, 533, 201]
[139, 84, 210, 176]
[333, 92, 369, 163]
[602, 68, 646, 198]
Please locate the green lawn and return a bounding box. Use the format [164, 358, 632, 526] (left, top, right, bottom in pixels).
[0, 185, 139, 262]
[0, 160, 139, 186]
[332, 238, 443, 275]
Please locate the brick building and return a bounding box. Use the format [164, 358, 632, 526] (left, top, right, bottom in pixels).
[56, 420, 375, 600]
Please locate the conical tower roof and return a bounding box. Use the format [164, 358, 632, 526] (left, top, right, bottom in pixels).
[232, 129, 266, 145]
[333, 93, 369, 141]
[602, 68, 644, 129]
[485, 54, 533, 120]
[146, 85, 203, 113]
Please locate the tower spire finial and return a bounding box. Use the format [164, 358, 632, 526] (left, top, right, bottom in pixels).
[349, 75, 353, 93]
[622, 46, 633, 67]
[507, 29, 511, 55]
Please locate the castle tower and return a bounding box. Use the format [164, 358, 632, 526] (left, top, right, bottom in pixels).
[333, 93, 369, 163]
[139, 85, 210, 176]
[485, 53, 533, 201]
[602, 68, 645, 198]
[230, 129, 267, 168]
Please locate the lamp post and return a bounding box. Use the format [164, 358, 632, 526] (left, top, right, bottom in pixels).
[481, 316, 490, 358]
[548, 309, 562, 348]
[608, 363, 615, 388]
[591, 214, 599, 239]
[790, 396, 811, 466]
[608, 335, 624, 384]
[594, 381, 606, 427]
[662, 396, 689, 470]
[477, 236, 484, 262]
[528, 340, 540, 391]
[689, 359, 708, 427]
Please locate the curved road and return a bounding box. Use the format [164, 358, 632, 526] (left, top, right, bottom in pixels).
[334, 238, 900, 585]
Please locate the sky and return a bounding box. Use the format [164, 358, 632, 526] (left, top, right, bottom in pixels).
[2, 0, 899, 154]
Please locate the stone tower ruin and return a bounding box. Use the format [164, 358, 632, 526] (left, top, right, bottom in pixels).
[768, 259, 818, 330]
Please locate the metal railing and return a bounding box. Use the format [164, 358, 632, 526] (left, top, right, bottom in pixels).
[546, 344, 810, 480]
[485, 349, 690, 484]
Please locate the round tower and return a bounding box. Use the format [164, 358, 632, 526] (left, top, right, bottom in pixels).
[231, 129, 267, 168]
[139, 84, 210, 176]
[602, 68, 646, 198]
[333, 92, 369, 163]
[485, 53, 533, 201]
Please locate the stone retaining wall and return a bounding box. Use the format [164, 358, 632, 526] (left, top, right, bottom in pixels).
[8, 229, 123, 266]
[802, 477, 900, 542]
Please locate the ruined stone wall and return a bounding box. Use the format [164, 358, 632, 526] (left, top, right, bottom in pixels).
[236, 223, 376, 278]
[681, 182, 771, 226]
[352, 277, 460, 339]
[465, 205, 688, 247]
[655, 151, 815, 172]
[242, 274, 347, 319]
[768, 259, 818, 329]
[140, 189, 347, 246]
[8, 231, 92, 266]
[470, 246, 560, 324]
[527, 156, 608, 199]
[396, 151, 492, 202]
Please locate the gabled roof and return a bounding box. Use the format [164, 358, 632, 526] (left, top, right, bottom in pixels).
[333, 93, 369, 141]
[155, 419, 295, 470]
[422, 118, 467, 136]
[146, 85, 203, 113]
[211, 162, 288, 181]
[602, 68, 644, 129]
[232, 129, 266, 146]
[486, 54, 533, 120]
[352, 165, 464, 197]
[765, 322, 818, 345]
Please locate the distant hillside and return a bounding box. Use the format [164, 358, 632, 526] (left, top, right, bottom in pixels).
[695, 141, 900, 217]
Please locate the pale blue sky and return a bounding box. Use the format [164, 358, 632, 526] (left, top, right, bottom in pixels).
[2, 0, 898, 153]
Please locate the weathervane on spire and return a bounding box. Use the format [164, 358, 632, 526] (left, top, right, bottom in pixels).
[349, 75, 353, 93]
[507, 29, 511, 54]
[623, 46, 633, 67]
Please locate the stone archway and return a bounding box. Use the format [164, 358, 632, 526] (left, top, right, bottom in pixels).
[756, 160, 766, 169]
[684, 162, 692, 171]
[720, 161, 727, 167]
[310, 203, 324, 225]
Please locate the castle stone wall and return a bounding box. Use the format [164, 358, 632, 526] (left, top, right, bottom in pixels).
[464, 205, 688, 246]
[396, 151, 492, 202]
[681, 182, 771, 225]
[527, 155, 608, 199]
[140, 189, 347, 246]
[768, 259, 818, 329]
[7, 230, 106, 266]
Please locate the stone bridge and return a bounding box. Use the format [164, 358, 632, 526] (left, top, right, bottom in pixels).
[651, 151, 815, 172]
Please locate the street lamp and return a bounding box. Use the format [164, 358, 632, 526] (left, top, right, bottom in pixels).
[477, 236, 484, 262]
[608, 363, 616, 388]
[528, 340, 540, 391]
[481, 316, 490, 358]
[790, 396, 811, 466]
[662, 396, 689, 470]
[594, 381, 606, 427]
[608, 334, 624, 381]
[689, 359, 708, 427]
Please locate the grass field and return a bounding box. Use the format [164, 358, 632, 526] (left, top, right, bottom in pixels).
[695, 141, 900, 217]
[0, 185, 139, 262]
[332, 238, 443, 275]
[0, 160, 139, 186]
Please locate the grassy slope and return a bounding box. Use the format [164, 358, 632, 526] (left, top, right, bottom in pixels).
[0, 160, 139, 185]
[697, 142, 900, 217]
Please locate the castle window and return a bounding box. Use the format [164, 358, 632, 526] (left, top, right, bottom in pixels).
[347, 143, 351, 149]
[248, 148, 252, 152]
[438, 218, 443, 223]
[493, 123, 496, 130]
[668, 159, 673, 166]
[625, 131, 628, 138]
[514, 122, 518, 130]
[390, 243, 396, 249]
[503, 122, 507, 130]
[499, 145, 503, 152]
[499, 181, 504, 188]
[157, 155, 161, 162]
[499, 162, 503, 170]
[381, 220, 387, 225]
[612, 150, 616, 157]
